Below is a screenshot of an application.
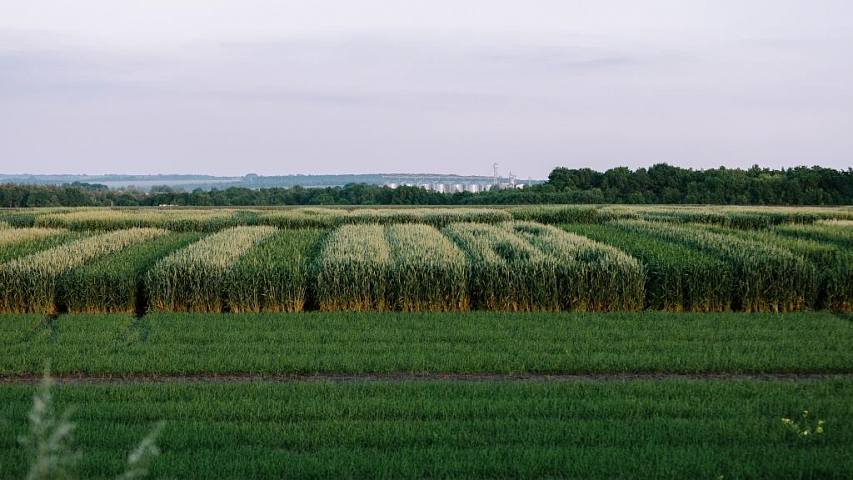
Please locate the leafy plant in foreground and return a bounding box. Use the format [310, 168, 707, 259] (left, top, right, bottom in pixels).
[15, 370, 163, 480]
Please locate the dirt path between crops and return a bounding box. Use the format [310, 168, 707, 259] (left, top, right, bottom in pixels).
[2, 372, 853, 384]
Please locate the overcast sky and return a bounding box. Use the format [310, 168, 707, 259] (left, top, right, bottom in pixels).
[1, 1, 851, 178]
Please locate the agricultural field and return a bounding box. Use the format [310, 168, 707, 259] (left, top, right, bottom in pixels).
[1, 205, 851, 478]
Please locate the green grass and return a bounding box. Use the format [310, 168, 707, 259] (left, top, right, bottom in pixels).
[1, 379, 852, 479]
[564, 224, 734, 311]
[60, 232, 203, 313]
[1, 312, 851, 375]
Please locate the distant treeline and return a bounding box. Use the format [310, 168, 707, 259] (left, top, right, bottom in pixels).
[0, 164, 850, 207]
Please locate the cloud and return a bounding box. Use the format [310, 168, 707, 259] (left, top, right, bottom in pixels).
[0, 21, 851, 176]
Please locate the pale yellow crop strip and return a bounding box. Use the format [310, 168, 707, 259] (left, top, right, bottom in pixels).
[35, 208, 243, 230]
[819, 219, 853, 227]
[503, 221, 645, 311]
[442, 222, 558, 311]
[0, 228, 168, 313]
[145, 225, 278, 311]
[384, 224, 469, 311]
[0, 228, 66, 247]
[345, 208, 511, 226]
[313, 224, 392, 311]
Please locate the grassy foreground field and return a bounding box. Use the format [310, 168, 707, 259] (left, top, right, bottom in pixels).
[1, 312, 852, 375]
[1, 205, 852, 478]
[2, 312, 852, 479]
[1, 380, 852, 479]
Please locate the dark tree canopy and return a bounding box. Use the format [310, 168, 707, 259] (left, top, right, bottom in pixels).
[1, 164, 850, 207]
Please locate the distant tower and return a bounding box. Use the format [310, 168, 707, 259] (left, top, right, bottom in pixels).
[492, 163, 499, 187]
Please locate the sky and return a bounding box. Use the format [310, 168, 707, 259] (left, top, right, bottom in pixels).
[1, 1, 851, 178]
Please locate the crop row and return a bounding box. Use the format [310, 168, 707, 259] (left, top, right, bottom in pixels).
[28, 207, 514, 231]
[511, 205, 853, 228]
[314, 222, 644, 312]
[563, 224, 733, 312]
[696, 224, 852, 311]
[0, 228, 168, 313]
[145, 226, 280, 311]
[612, 220, 817, 312]
[3, 205, 852, 231]
[0, 220, 848, 313]
[315, 224, 470, 311]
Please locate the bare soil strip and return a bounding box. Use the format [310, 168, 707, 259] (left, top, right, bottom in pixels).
[2, 372, 853, 385]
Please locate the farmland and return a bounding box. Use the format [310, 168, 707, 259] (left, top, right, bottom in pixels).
[1, 205, 851, 478]
[0, 205, 850, 313]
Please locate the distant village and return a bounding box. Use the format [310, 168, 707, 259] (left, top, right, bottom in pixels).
[385, 164, 526, 193]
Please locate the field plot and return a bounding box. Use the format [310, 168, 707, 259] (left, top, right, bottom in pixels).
[314, 224, 468, 311]
[0, 228, 167, 314]
[775, 221, 853, 249]
[564, 224, 733, 311]
[345, 207, 512, 226]
[698, 225, 852, 311]
[257, 208, 348, 229]
[0, 206, 850, 312]
[384, 224, 469, 310]
[614, 220, 817, 312]
[0, 227, 80, 263]
[443, 223, 560, 310]
[508, 204, 853, 228]
[0, 203, 851, 480]
[60, 232, 203, 313]
[145, 226, 278, 312]
[227, 229, 325, 312]
[34, 208, 243, 232]
[506, 221, 644, 310]
[313, 224, 393, 310]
